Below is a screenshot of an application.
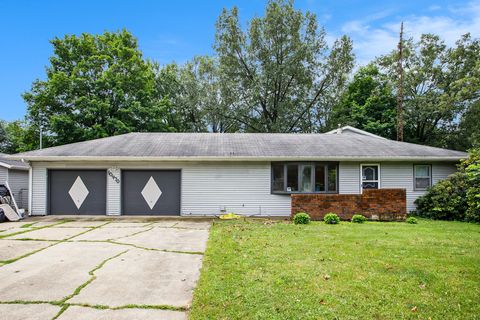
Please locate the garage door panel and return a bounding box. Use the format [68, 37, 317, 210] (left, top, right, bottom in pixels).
[122, 170, 180, 215]
[49, 170, 107, 215]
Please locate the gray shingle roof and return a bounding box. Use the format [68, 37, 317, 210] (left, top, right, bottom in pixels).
[0, 153, 29, 170]
[8, 131, 467, 162]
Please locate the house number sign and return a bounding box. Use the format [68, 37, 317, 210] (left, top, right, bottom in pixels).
[108, 168, 120, 184]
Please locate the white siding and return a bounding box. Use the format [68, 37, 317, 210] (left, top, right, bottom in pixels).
[0, 167, 7, 183]
[31, 164, 47, 215]
[433, 163, 457, 184]
[339, 162, 360, 194]
[8, 170, 29, 209]
[30, 161, 291, 216]
[107, 167, 121, 215]
[340, 161, 458, 212]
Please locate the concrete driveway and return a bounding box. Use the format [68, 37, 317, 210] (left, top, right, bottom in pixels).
[0, 217, 211, 320]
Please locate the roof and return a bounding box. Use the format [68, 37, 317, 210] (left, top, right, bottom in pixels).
[325, 125, 387, 139]
[8, 128, 468, 162]
[0, 153, 29, 170]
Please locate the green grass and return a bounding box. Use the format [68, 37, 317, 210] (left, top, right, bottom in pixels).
[190, 219, 480, 320]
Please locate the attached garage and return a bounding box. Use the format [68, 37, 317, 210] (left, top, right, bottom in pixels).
[48, 170, 106, 215]
[122, 170, 181, 215]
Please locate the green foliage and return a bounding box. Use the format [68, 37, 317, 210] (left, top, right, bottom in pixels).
[351, 214, 367, 223]
[463, 148, 480, 222]
[376, 33, 480, 149]
[328, 65, 397, 139]
[293, 212, 311, 225]
[406, 217, 418, 224]
[214, 0, 354, 132]
[414, 172, 468, 220]
[324, 213, 340, 224]
[415, 148, 480, 222]
[23, 30, 174, 147]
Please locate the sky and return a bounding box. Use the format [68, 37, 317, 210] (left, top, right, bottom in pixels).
[0, 0, 479, 121]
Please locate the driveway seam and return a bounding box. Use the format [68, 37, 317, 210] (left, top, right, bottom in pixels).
[0, 221, 112, 266]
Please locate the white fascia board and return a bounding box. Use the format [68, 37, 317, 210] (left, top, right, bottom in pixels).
[8, 155, 467, 162]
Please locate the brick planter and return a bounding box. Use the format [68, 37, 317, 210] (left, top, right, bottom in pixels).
[291, 189, 406, 221]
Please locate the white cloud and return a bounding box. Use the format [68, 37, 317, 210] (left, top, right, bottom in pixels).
[341, 1, 480, 66]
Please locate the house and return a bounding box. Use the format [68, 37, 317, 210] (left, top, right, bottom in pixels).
[0, 153, 29, 210]
[8, 127, 467, 220]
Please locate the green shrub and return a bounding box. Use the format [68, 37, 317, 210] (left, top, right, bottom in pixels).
[293, 212, 311, 225]
[324, 213, 340, 224]
[463, 148, 480, 222]
[351, 214, 367, 223]
[414, 172, 468, 221]
[406, 217, 418, 224]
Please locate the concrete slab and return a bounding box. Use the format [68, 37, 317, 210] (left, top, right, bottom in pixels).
[69, 249, 202, 308]
[6, 227, 87, 241]
[121, 227, 209, 252]
[0, 241, 128, 302]
[73, 227, 150, 241]
[55, 221, 107, 228]
[0, 240, 51, 261]
[150, 220, 179, 228]
[174, 221, 212, 230]
[103, 222, 151, 228]
[0, 303, 60, 320]
[0, 227, 34, 237]
[57, 306, 187, 320]
[0, 221, 29, 231]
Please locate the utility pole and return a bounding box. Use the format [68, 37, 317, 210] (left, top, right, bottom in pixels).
[39, 112, 43, 150]
[396, 22, 404, 142]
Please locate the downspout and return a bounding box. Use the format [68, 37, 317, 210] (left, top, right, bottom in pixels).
[27, 161, 32, 216]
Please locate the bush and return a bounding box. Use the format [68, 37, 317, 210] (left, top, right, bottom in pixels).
[406, 217, 418, 224]
[324, 213, 340, 224]
[464, 148, 480, 222]
[351, 214, 367, 223]
[414, 172, 468, 221]
[293, 212, 311, 225]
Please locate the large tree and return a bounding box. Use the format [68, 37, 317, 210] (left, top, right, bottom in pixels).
[327, 64, 397, 139]
[23, 30, 173, 146]
[214, 0, 354, 132]
[376, 33, 480, 148]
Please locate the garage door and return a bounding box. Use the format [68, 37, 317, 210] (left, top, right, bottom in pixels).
[122, 170, 181, 215]
[49, 170, 107, 215]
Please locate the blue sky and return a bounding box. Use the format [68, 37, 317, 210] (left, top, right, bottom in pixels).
[1, 0, 479, 121]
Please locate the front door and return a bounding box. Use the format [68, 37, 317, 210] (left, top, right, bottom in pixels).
[361, 164, 380, 191]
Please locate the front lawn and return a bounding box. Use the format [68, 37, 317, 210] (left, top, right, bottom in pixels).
[190, 219, 480, 319]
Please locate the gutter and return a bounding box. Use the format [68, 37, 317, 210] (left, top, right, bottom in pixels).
[6, 155, 467, 162]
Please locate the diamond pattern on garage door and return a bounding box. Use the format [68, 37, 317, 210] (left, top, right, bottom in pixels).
[141, 176, 163, 210]
[68, 176, 90, 209]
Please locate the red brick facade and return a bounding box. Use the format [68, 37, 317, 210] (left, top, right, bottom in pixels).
[291, 189, 407, 221]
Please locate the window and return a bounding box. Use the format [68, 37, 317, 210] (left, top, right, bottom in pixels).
[414, 165, 431, 190]
[361, 164, 380, 190]
[286, 165, 299, 192]
[272, 162, 338, 194]
[272, 164, 284, 192]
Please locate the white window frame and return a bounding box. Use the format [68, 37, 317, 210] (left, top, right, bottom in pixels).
[414, 164, 432, 191]
[360, 164, 381, 193]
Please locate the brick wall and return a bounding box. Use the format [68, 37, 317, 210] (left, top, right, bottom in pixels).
[291, 189, 406, 221]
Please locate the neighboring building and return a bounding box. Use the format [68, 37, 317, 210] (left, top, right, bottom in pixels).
[0, 153, 29, 210]
[9, 127, 467, 219]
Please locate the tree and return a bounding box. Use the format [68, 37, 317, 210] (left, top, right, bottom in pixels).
[376, 33, 480, 149]
[327, 65, 397, 139]
[214, 0, 354, 132]
[0, 120, 39, 153]
[23, 30, 174, 146]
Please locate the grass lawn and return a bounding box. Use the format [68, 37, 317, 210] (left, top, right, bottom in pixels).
[190, 219, 480, 319]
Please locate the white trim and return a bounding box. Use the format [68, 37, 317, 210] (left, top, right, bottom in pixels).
[360, 163, 381, 193]
[413, 164, 432, 191]
[0, 161, 29, 170]
[28, 166, 33, 215]
[7, 155, 466, 162]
